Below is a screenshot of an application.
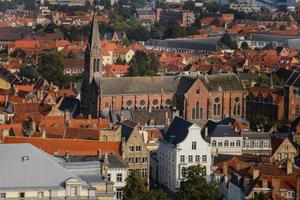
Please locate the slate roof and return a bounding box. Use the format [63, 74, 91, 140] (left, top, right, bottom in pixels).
[99, 73, 243, 95]
[131, 109, 173, 125]
[99, 76, 180, 95]
[164, 116, 193, 145]
[0, 144, 82, 189]
[241, 132, 271, 139]
[136, 9, 155, 16]
[100, 153, 129, 168]
[58, 96, 80, 117]
[210, 125, 240, 137]
[0, 27, 30, 41]
[274, 68, 300, 88]
[198, 73, 243, 92]
[283, 39, 300, 51]
[250, 33, 300, 44]
[145, 37, 229, 52]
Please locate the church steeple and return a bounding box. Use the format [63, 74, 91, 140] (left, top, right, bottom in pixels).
[85, 11, 102, 82]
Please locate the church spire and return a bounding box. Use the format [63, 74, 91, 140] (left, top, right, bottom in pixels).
[87, 12, 101, 52]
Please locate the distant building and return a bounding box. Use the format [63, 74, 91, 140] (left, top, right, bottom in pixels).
[156, 8, 195, 27]
[241, 132, 272, 155]
[0, 143, 96, 199]
[157, 116, 211, 192]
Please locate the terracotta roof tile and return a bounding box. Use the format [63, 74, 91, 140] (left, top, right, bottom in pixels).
[3, 136, 121, 156]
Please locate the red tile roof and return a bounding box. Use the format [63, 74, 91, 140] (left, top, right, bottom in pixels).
[3, 136, 121, 156]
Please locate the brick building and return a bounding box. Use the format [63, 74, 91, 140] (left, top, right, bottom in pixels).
[80, 13, 244, 125]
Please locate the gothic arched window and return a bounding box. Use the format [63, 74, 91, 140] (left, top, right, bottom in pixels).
[196, 102, 200, 119]
[233, 97, 241, 115]
[213, 97, 221, 115]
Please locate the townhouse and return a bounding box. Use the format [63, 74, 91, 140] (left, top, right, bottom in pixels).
[157, 116, 211, 192]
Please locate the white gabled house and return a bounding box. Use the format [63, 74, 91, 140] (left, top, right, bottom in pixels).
[157, 116, 212, 192]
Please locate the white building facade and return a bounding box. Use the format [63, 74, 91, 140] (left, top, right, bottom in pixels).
[157, 116, 212, 192]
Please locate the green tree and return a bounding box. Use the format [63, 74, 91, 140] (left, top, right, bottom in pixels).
[115, 57, 126, 64]
[147, 189, 167, 200]
[250, 192, 269, 200]
[19, 64, 39, 80]
[176, 165, 222, 200]
[37, 51, 66, 87]
[128, 51, 158, 76]
[241, 41, 250, 50]
[123, 170, 147, 200]
[10, 49, 26, 59]
[220, 33, 238, 49]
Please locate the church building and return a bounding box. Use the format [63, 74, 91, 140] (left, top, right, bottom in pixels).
[80, 14, 245, 125]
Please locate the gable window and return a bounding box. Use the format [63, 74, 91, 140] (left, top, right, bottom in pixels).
[196, 102, 200, 119]
[136, 146, 141, 151]
[224, 140, 229, 147]
[70, 186, 78, 197]
[38, 192, 44, 199]
[212, 140, 217, 147]
[129, 146, 134, 151]
[213, 97, 221, 115]
[192, 141, 197, 150]
[188, 155, 193, 163]
[192, 102, 202, 120]
[180, 155, 185, 163]
[19, 192, 25, 199]
[117, 173, 123, 182]
[116, 189, 123, 200]
[142, 169, 147, 177]
[202, 155, 207, 163]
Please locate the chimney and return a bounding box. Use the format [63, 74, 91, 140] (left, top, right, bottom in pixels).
[262, 177, 268, 189]
[88, 114, 92, 124]
[253, 169, 260, 180]
[272, 177, 280, 193]
[4, 95, 8, 107]
[205, 127, 208, 138]
[165, 111, 170, 125]
[223, 161, 228, 178]
[42, 130, 46, 138]
[297, 176, 300, 200]
[287, 158, 293, 175]
[31, 121, 36, 133]
[97, 149, 101, 158]
[236, 161, 241, 171]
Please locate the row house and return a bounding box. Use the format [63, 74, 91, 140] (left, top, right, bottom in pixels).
[156, 116, 211, 192]
[213, 155, 300, 200]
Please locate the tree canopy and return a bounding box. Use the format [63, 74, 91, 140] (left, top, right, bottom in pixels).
[123, 170, 166, 200]
[128, 51, 158, 76]
[19, 64, 39, 81]
[37, 51, 66, 87]
[176, 165, 222, 200]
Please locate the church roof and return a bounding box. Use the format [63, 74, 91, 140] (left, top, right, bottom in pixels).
[99, 76, 180, 95]
[98, 73, 243, 95]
